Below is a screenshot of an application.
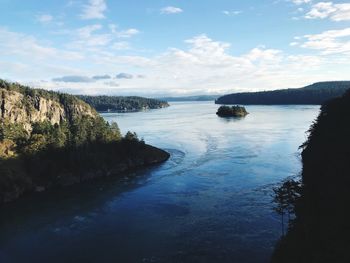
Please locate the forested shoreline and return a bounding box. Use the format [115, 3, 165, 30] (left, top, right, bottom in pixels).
[216, 81, 350, 105]
[78, 95, 169, 112]
[0, 80, 169, 204]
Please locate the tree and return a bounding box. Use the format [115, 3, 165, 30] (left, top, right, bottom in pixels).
[273, 179, 302, 236]
[124, 131, 139, 142]
[77, 95, 168, 112]
[283, 180, 301, 221]
[273, 185, 288, 236]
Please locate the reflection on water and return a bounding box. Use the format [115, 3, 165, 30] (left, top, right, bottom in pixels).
[0, 102, 319, 263]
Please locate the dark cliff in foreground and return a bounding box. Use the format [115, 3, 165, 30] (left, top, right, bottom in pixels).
[272, 90, 350, 262]
[216, 81, 350, 105]
[0, 80, 169, 204]
[78, 95, 169, 112]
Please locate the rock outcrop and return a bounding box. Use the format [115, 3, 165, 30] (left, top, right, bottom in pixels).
[0, 80, 169, 204]
[0, 87, 95, 132]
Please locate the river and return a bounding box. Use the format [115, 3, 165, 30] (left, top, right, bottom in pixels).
[0, 102, 320, 263]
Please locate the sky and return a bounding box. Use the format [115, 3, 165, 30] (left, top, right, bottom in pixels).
[0, 0, 350, 96]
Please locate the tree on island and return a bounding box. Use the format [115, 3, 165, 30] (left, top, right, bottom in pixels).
[216, 105, 249, 117]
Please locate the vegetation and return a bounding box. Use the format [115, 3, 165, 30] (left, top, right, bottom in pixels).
[0, 80, 169, 203]
[77, 95, 169, 112]
[272, 179, 302, 236]
[271, 90, 350, 263]
[0, 79, 84, 108]
[159, 95, 220, 102]
[216, 81, 350, 105]
[216, 105, 248, 117]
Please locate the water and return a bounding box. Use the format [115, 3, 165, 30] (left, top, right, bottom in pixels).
[0, 102, 319, 263]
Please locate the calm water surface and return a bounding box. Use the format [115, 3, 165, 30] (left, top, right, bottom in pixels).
[0, 102, 319, 263]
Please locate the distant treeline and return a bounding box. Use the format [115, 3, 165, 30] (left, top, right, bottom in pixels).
[78, 95, 169, 112]
[216, 81, 350, 105]
[159, 95, 220, 102]
[271, 90, 350, 262]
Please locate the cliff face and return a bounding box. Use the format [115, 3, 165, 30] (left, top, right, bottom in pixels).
[0, 80, 169, 204]
[0, 88, 96, 132]
[271, 89, 350, 263]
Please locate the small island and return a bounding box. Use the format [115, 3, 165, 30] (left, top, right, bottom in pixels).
[216, 105, 249, 117]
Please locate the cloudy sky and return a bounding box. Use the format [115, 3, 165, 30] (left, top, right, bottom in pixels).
[0, 0, 350, 96]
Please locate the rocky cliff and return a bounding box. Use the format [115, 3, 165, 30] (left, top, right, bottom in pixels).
[0, 80, 169, 204]
[1, 85, 95, 133]
[271, 89, 350, 263]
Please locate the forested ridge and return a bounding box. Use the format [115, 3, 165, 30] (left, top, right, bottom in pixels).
[78, 95, 169, 112]
[159, 95, 220, 102]
[271, 90, 350, 262]
[216, 81, 350, 105]
[0, 80, 169, 204]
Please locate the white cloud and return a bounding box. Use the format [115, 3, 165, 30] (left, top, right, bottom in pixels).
[296, 28, 350, 55]
[68, 24, 138, 49]
[0, 27, 86, 81]
[69, 24, 111, 48]
[2, 25, 350, 96]
[149, 35, 306, 94]
[80, 0, 107, 20]
[0, 61, 29, 78]
[36, 14, 53, 24]
[162, 35, 237, 68]
[0, 27, 83, 61]
[112, 41, 130, 50]
[287, 55, 323, 67]
[291, 0, 311, 5]
[305, 2, 350, 21]
[108, 24, 139, 38]
[245, 47, 282, 62]
[222, 10, 242, 16]
[116, 28, 139, 38]
[160, 6, 183, 14]
[95, 55, 155, 68]
[77, 24, 102, 38]
[104, 81, 119, 87]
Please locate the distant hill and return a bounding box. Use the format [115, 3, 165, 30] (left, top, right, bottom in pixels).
[159, 95, 220, 102]
[215, 81, 350, 105]
[78, 95, 169, 112]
